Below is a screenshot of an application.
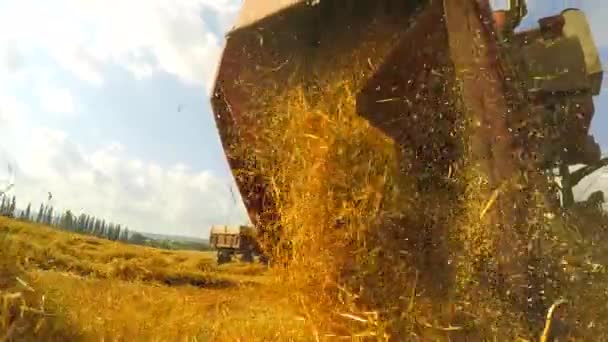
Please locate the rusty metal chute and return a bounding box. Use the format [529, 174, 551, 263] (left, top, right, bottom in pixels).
[209, 0, 535, 302]
[211, 0, 431, 240]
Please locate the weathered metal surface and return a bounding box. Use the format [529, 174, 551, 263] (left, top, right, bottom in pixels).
[505, 9, 602, 99]
[209, 225, 241, 249]
[209, 225, 241, 236]
[505, 8, 603, 167]
[445, 0, 539, 316]
[210, 0, 538, 304]
[562, 9, 603, 96]
[209, 225, 260, 254]
[522, 37, 590, 95]
[204, 1, 608, 335]
[211, 0, 427, 232]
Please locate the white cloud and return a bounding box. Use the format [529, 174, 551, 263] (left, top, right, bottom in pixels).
[0, 0, 240, 89]
[9, 127, 249, 238]
[1, 39, 24, 73]
[0, 94, 27, 128]
[0, 92, 30, 173]
[37, 86, 76, 116]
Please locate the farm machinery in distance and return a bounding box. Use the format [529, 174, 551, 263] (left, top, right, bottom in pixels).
[209, 225, 268, 265]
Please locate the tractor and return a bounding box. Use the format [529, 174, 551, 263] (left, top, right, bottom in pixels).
[209, 224, 267, 264]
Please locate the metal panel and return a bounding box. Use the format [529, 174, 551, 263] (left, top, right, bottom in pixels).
[562, 9, 603, 95]
[521, 37, 589, 95]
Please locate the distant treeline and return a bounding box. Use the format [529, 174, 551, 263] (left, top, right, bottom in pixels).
[0, 195, 129, 242]
[0, 194, 211, 252]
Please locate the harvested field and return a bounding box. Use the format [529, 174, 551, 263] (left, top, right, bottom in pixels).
[0, 216, 317, 341]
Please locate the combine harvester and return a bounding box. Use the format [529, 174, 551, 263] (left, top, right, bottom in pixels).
[209, 0, 603, 337]
[210, 0, 603, 258]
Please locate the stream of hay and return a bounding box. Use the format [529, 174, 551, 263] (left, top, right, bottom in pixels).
[217, 3, 608, 340]
[233, 37, 534, 339]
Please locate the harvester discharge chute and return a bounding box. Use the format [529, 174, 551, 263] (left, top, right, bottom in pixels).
[210, 0, 604, 337]
[211, 0, 517, 260]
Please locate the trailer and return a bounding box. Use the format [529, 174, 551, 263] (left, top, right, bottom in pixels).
[209, 225, 266, 264]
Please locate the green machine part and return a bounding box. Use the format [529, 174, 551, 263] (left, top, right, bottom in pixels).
[506, 8, 604, 167]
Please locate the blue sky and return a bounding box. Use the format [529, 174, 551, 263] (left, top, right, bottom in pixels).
[0, 0, 247, 238]
[0, 1, 606, 238]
